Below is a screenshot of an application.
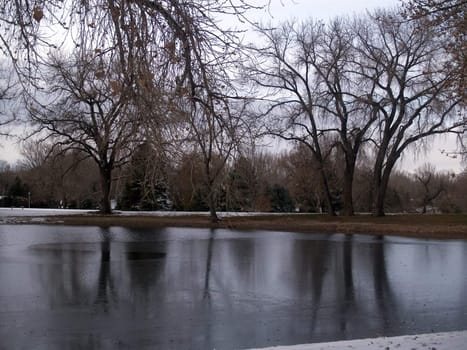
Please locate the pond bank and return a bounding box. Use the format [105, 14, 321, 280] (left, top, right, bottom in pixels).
[2, 210, 466, 239]
[248, 330, 467, 350]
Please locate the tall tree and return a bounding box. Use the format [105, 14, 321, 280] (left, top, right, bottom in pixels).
[1, 0, 266, 217]
[293, 18, 379, 215]
[248, 18, 383, 216]
[247, 22, 338, 215]
[356, 10, 464, 216]
[29, 53, 142, 213]
[184, 97, 253, 222]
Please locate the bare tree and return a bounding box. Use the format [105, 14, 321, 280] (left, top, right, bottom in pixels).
[247, 21, 338, 215]
[356, 10, 464, 216]
[294, 18, 380, 216]
[247, 10, 464, 217]
[405, 0, 466, 99]
[1, 0, 266, 217]
[0, 1, 267, 110]
[183, 97, 253, 221]
[247, 18, 384, 216]
[414, 163, 448, 213]
[28, 53, 142, 213]
[405, 1, 467, 160]
[0, 63, 19, 140]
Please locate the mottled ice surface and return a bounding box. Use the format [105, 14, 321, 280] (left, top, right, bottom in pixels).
[1, 209, 466, 349]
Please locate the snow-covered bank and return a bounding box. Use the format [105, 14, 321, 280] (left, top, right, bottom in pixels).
[247, 331, 467, 350]
[1, 208, 466, 239]
[0, 207, 297, 218]
[0, 207, 94, 217]
[0, 208, 287, 224]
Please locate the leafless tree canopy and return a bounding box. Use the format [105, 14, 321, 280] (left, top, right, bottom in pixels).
[0, 1, 465, 216]
[0, 0, 267, 214]
[405, 0, 466, 100]
[246, 9, 464, 216]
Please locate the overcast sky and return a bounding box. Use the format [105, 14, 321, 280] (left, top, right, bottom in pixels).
[255, 0, 401, 22]
[0, 0, 462, 172]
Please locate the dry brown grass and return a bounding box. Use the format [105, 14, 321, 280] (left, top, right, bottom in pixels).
[33, 213, 467, 240]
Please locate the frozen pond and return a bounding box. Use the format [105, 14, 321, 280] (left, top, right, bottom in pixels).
[0, 225, 466, 349]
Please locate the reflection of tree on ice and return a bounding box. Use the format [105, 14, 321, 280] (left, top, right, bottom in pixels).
[203, 229, 216, 301]
[95, 228, 117, 310]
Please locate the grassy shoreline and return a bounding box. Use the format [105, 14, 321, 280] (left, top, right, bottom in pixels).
[7, 213, 467, 240]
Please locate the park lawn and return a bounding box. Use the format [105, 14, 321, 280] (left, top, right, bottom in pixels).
[33, 212, 467, 239]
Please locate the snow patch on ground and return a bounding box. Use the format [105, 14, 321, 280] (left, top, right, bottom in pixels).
[0, 208, 93, 217]
[0, 208, 296, 224]
[0, 208, 298, 218]
[247, 331, 467, 350]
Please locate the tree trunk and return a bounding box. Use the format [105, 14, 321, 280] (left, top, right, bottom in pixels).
[372, 169, 386, 217]
[99, 166, 112, 214]
[318, 169, 336, 216]
[372, 163, 394, 217]
[203, 160, 220, 223]
[342, 158, 355, 216]
[372, 187, 386, 217]
[422, 204, 427, 214]
[207, 189, 219, 223]
[373, 151, 404, 217]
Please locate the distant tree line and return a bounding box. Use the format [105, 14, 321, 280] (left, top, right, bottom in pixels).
[1, 145, 466, 214]
[0, 0, 464, 218]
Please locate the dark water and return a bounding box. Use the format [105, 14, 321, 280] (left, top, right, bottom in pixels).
[0, 225, 466, 350]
